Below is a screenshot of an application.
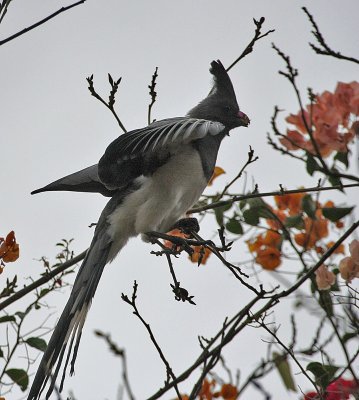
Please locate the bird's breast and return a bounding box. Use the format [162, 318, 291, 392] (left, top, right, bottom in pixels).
[107, 144, 208, 249]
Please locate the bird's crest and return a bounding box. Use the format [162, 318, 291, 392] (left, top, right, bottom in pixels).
[208, 59, 237, 101]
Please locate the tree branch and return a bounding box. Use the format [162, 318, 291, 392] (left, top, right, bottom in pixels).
[0, 250, 86, 311]
[302, 7, 359, 65]
[0, 0, 87, 46]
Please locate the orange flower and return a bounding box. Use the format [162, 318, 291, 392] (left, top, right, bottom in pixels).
[247, 231, 281, 253]
[0, 231, 20, 263]
[220, 383, 238, 399]
[208, 166, 225, 186]
[262, 230, 282, 247]
[163, 229, 188, 249]
[326, 241, 344, 254]
[285, 111, 310, 133]
[279, 129, 307, 150]
[266, 209, 287, 230]
[256, 247, 281, 270]
[295, 217, 329, 249]
[190, 246, 211, 265]
[247, 235, 264, 253]
[274, 192, 305, 215]
[199, 378, 216, 400]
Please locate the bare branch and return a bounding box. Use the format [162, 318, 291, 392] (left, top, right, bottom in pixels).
[0, 250, 86, 311]
[302, 7, 359, 65]
[189, 183, 359, 214]
[148, 67, 159, 125]
[0, 0, 87, 46]
[226, 17, 275, 71]
[122, 281, 182, 399]
[94, 330, 135, 400]
[86, 74, 127, 133]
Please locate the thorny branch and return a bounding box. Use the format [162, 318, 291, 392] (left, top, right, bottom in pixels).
[302, 7, 359, 65]
[0, 0, 87, 46]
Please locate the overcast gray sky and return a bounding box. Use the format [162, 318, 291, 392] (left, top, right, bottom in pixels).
[1, 1, 358, 399]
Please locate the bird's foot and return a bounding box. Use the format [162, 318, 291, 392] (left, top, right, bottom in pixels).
[172, 217, 200, 235]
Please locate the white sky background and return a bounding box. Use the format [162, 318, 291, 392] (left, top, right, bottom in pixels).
[1, 1, 358, 399]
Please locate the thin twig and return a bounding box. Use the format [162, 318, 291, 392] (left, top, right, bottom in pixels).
[122, 282, 182, 399]
[0, 0, 87, 46]
[148, 67, 158, 125]
[260, 322, 320, 394]
[226, 17, 275, 71]
[189, 183, 359, 214]
[216, 146, 258, 201]
[302, 7, 359, 65]
[94, 330, 135, 400]
[86, 74, 127, 133]
[146, 221, 359, 399]
[0, 250, 86, 311]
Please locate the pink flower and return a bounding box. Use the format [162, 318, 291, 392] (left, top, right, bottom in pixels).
[349, 239, 359, 262]
[326, 377, 357, 400]
[315, 264, 336, 290]
[339, 239, 359, 283]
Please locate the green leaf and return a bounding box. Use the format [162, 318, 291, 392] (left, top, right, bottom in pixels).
[322, 207, 354, 222]
[306, 154, 320, 175]
[0, 347, 4, 357]
[39, 288, 50, 298]
[319, 291, 333, 317]
[214, 204, 232, 226]
[306, 362, 339, 390]
[225, 218, 243, 234]
[302, 194, 317, 219]
[342, 332, 358, 343]
[25, 337, 47, 352]
[15, 311, 25, 320]
[243, 208, 260, 226]
[334, 151, 349, 168]
[5, 368, 29, 391]
[273, 352, 297, 392]
[247, 197, 267, 208]
[0, 315, 16, 323]
[284, 214, 304, 229]
[328, 168, 343, 189]
[257, 206, 274, 219]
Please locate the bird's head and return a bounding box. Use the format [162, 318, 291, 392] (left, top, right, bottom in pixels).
[187, 60, 250, 130]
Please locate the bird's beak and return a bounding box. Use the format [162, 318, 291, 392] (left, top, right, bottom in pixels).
[237, 110, 250, 127]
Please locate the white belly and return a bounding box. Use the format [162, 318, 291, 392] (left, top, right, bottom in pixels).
[106, 145, 207, 259]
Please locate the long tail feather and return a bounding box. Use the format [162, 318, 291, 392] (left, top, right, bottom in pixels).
[27, 194, 126, 400]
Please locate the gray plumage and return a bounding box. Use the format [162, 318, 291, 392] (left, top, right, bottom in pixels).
[28, 60, 249, 400]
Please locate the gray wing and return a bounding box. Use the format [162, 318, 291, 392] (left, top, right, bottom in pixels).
[98, 117, 225, 189]
[31, 164, 115, 197]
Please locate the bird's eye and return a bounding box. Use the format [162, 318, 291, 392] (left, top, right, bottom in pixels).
[224, 105, 231, 113]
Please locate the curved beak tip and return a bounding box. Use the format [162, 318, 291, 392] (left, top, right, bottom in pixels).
[238, 111, 250, 127]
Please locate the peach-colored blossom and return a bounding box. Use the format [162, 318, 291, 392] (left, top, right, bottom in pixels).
[281, 82, 358, 158]
[339, 257, 359, 283]
[315, 264, 335, 290]
[349, 239, 359, 263]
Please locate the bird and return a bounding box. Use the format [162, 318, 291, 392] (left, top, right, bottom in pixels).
[27, 59, 250, 399]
